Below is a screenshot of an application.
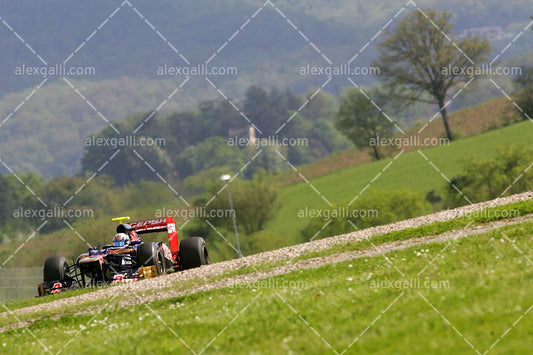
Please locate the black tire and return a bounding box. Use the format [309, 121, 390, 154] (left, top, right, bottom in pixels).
[43, 256, 68, 282]
[137, 242, 165, 275]
[180, 237, 210, 269]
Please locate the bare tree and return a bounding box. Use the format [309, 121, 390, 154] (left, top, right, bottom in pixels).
[372, 9, 491, 141]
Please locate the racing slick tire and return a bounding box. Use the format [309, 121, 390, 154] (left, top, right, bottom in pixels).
[180, 237, 210, 269]
[137, 242, 166, 276]
[43, 256, 68, 282]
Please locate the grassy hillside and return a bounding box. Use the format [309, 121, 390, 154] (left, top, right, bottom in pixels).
[266, 120, 533, 239]
[277, 95, 514, 185]
[2, 215, 531, 354]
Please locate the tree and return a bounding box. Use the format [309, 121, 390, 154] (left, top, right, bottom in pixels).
[514, 66, 533, 120]
[232, 170, 278, 234]
[80, 113, 174, 185]
[336, 87, 396, 160]
[182, 137, 247, 175]
[0, 175, 15, 227]
[442, 145, 533, 207]
[196, 100, 243, 140]
[243, 86, 301, 134]
[21, 175, 118, 233]
[372, 9, 491, 141]
[299, 90, 338, 122]
[197, 170, 278, 235]
[301, 190, 429, 241]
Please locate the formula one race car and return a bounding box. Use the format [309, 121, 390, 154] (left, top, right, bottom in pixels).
[38, 216, 209, 296]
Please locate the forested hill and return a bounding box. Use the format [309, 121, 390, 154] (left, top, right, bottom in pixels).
[1, 0, 531, 96]
[0, 0, 532, 177]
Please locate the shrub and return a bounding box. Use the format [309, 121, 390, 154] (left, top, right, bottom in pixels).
[300, 190, 430, 240]
[442, 145, 533, 207]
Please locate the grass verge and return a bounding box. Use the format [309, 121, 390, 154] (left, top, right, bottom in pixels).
[3, 199, 531, 318]
[1, 218, 531, 354]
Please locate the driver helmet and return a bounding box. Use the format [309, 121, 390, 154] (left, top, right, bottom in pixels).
[113, 233, 129, 247]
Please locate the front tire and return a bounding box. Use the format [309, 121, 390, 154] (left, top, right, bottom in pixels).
[137, 242, 166, 275]
[43, 256, 68, 282]
[180, 237, 210, 269]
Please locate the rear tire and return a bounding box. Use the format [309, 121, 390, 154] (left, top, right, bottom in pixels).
[180, 237, 210, 269]
[43, 256, 68, 282]
[137, 242, 165, 275]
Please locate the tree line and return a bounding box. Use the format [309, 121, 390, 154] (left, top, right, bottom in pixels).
[80, 85, 350, 186]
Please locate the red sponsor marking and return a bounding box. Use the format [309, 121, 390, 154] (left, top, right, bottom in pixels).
[51, 282, 62, 294]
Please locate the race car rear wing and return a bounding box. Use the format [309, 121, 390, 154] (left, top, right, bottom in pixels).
[115, 217, 179, 263]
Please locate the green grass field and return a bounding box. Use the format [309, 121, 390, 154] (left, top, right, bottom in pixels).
[1, 215, 531, 354]
[265, 120, 533, 240]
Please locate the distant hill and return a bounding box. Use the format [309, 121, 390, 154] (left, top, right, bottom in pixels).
[0, 0, 532, 177]
[0, 78, 197, 177]
[1, 0, 531, 96]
